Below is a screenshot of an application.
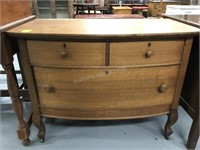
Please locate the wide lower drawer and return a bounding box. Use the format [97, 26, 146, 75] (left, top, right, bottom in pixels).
[110, 39, 184, 66]
[26, 40, 106, 66]
[34, 66, 179, 111]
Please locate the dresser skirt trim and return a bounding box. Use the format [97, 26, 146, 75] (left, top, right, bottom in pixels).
[39, 105, 170, 120]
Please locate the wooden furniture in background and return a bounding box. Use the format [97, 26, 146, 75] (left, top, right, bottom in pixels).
[73, 3, 100, 15]
[30, 0, 73, 18]
[5, 19, 199, 145]
[0, 0, 34, 146]
[106, 3, 148, 14]
[148, 0, 180, 17]
[112, 6, 132, 14]
[132, 6, 148, 17]
[75, 14, 144, 18]
[163, 14, 200, 150]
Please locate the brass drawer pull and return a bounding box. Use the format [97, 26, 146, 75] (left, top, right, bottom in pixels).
[146, 50, 153, 58]
[44, 85, 54, 93]
[159, 84, 168, 93]
[60, 51, 68, 59]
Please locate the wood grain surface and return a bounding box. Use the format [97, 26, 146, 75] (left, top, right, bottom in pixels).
[6, 19, 199, 39]
[34, 66, 179, 111]
[27, 41, 106, 66]
[110, 39, 184, 65]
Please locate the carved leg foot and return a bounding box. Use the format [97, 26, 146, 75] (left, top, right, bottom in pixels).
[38, 130, 45, 143]
[17, 123, 31, 146]
[164, 109, 178, 139]
[22, 138, 31, 146]
[32, 114, 45, 143]
[3, 64, 31, 145]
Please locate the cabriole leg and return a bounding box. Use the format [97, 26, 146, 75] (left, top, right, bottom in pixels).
[164, 109, 178, 139]
[32, 114, 45, 143]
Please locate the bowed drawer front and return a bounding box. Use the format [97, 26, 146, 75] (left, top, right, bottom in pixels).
[34, 66, 179, 114]
[23, 38, 186, 119]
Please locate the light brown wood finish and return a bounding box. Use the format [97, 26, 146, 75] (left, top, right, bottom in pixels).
[1, 31, 32, 147]
[2, 63, 30, 144]
[5, 19, 200, 145]
[163, 14, 199, 150]
[164, 37, 193, 139]
[34, 66, 179, 111]
[110, 39, 184, 66]
[27, 41, 106, 66]
[0, 1, 33, 145]
[17, 39, 45, 143]
[6, 19, 199, 39]
[40, 105, 171, 120]
[112, 6, 132, 14]
[172, 37, 193, 109]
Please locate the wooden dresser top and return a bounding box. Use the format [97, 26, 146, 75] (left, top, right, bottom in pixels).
[7, 19, 200, 39]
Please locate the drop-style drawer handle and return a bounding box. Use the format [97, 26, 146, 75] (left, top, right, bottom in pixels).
[146, 50, 153, 58]
[44, 85, 54, 93]
[60, 51, 68, 59]
[158, 84, 168, 93]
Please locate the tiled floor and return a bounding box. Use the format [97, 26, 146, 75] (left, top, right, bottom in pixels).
[0, 104, 199, 150]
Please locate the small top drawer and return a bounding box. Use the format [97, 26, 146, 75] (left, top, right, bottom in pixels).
[26, 40, 106, 66]
[110, 39, 185, 66]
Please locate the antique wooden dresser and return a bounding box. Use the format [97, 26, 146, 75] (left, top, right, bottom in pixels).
[5, 19, 199, 145]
